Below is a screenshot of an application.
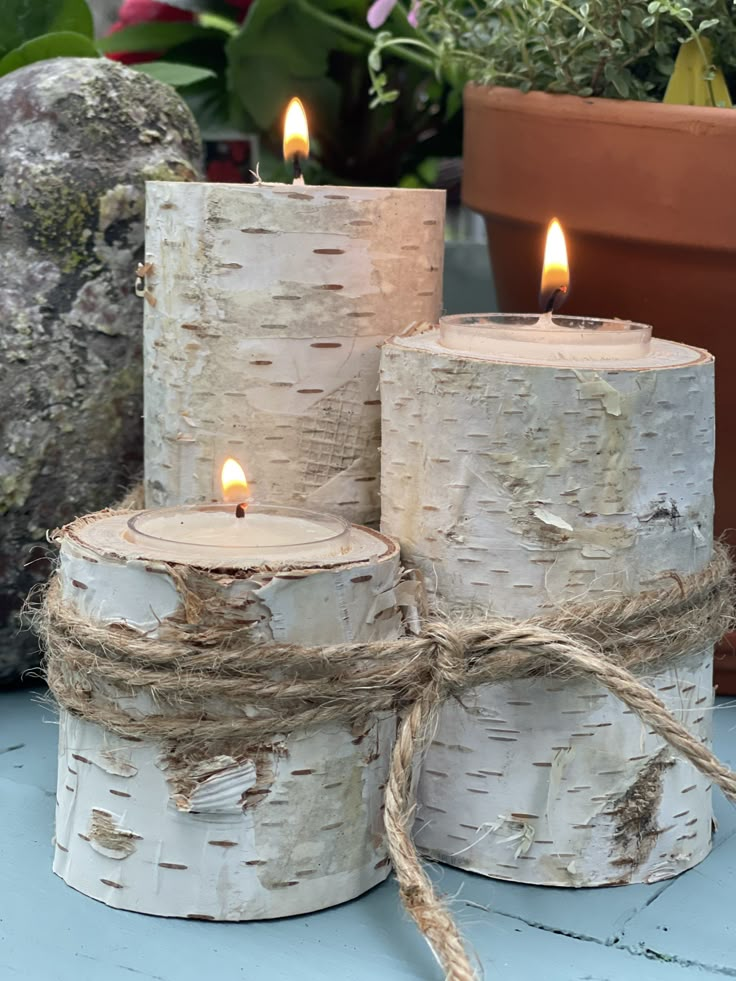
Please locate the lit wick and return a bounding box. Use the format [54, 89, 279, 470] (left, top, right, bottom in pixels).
[292, 152, 303, 183]
[283, 97, 309, 187]
[221, 457, 250, 518]
[538, 218, 570, 316]
[541, 284, 568, 314]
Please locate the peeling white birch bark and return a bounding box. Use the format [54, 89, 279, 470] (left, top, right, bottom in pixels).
[53, 512, 412, 918]
[143, 181, 445, 525]
[380, 328, 716, 886]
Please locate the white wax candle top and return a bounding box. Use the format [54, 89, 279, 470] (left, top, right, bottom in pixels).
[439, 313, 653, 364]
[126, 504, 352, 567]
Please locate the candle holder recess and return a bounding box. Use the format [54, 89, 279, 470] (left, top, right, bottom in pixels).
[46, 506, 416, 920]
[381, 315, 718, 887]
[142, 180, 445, 525]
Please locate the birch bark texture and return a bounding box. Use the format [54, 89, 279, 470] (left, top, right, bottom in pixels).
[380, 327, 716, 887]
[143, 181, 445, 525]
[53, 512, 408, 918]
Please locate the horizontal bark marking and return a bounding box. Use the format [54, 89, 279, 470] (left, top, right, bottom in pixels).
[65, 785, 74, 792]
[67, 767, 77, 775]
[423, 219, 438, 225]
[251, 360, 273, 365]
[374, 857, 390, 869]
[347, 311, 374, 318]
[310, 342, 342, 348]
[313, 284, 343, 291]
[72, 754, 91, 764]
[240, 227, 274, 234]
[109, 789, 131, 798]
[244, 859, 268, 866]
[350, 220, 372, 226]
[681, 785, 697, 793]
[296, 869, 319, 877]
[296, 389, 324, 394]
[313, 249, 345, 255]
[100, 879, 123, 889]
[320, 822, 343, 831]
[159, 863, 188, 870]
[71, 579, 88, 590]
[351, 575, 372, 583]
[187, 914, 216, 920]
[217, 262, 242, 269]
[272, 295, 301, 301]
[209, 840, 238, 848]
[56, 843, 69, 852]
[290, 769, 315, 776]
[77, 834, 90, 841]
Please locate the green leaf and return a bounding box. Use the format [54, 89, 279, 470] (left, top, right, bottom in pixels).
[98, 23, 229, 54]
[0, 30, 98, 77]
[604, 61, 631, 98]
[227, 0, 338, 130]
[0, 0, 93, 57]
[132, 61, 216, 87]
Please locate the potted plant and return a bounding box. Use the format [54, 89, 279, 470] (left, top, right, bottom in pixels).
[367, 0, 736, 689]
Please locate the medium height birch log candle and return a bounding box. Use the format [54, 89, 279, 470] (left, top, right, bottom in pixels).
[143, 178, 445, 524]
[52, 506, 410, 919]
[380, 314, 716, 887]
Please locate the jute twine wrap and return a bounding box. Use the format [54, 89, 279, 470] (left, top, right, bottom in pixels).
[40, 542, 736, 981]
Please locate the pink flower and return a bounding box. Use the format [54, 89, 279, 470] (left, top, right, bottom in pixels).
[107, 0, 194, 64]
[367, 0, 420, 29]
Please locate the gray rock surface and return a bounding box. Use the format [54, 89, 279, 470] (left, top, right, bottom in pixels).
[0, 57, 202, 685]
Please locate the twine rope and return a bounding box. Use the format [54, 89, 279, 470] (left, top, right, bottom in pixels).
[40, 544, 736, 981]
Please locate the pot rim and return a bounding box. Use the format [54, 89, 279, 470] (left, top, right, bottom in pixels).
[464, 82, 736, 134]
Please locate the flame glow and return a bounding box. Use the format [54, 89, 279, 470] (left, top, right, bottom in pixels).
[539, 218, 570, 313]
[283, 97, 309, 162]
[221, 458, 249, 502]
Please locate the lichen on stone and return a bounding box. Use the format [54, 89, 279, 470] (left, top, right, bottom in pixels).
[0, 57, 203, 684]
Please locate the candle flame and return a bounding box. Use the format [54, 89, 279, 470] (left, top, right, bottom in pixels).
[221, 458, 249, 502]
[283, 97, 309, 163]
[539, 218, 570, 313]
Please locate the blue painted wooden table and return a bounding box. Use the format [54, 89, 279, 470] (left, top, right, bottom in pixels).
[2, 689, 734, 980]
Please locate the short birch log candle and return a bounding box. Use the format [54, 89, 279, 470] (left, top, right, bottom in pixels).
[50, 502, 410, 919]
[380, 313, 716, 887]
[143, 139, 444, 524]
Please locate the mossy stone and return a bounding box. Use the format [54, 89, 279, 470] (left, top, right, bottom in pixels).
[0, 58, 203, 685]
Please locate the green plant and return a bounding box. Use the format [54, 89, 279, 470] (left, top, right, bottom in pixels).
[369, 0, 736, 106]
[0, 0, 214, 83]
[98, 0, 461, 185]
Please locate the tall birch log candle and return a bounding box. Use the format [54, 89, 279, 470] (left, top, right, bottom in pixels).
[51, 489, 411, 919]
[143, 99, 445, 525]
[380, 225, 716, 888]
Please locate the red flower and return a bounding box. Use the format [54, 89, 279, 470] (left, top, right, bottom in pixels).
[107, 0, 194, 64]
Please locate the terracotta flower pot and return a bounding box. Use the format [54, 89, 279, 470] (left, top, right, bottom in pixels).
[462, 84, 736, 690]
